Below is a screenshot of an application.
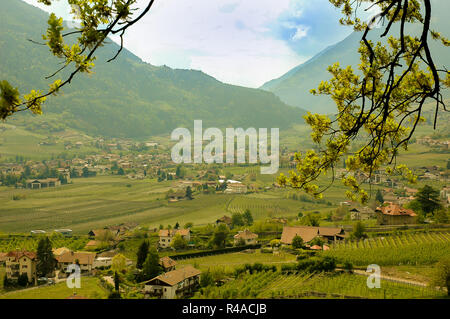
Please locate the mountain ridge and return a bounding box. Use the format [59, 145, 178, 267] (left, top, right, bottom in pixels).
[0, 0, 306, 138]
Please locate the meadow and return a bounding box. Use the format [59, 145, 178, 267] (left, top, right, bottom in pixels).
[0, 277, 108, 299]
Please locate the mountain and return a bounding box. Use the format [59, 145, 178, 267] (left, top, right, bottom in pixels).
[261, 0, 450, 114]
[0, 0, 306, 138]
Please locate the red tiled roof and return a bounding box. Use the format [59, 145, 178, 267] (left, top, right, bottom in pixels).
[5, 251, 37, 260]
[159, 229, 190, 237]
[377, 204, 417, 216]
[281, 226, 345, 244]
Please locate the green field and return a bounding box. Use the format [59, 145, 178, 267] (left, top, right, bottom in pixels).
[195, 271, 446, 299]
[0, 277, 108, 299]
[0, 176, 241, 233]
[177, 251, 297, 272]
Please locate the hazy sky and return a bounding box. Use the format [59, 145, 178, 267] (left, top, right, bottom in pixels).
[22, 0, 377, 88]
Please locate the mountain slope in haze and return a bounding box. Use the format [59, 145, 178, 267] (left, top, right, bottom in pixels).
[261, 0, 450, 114]
[0, 0, 305, 138]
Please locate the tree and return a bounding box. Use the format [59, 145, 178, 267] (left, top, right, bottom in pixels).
[141, 248, 162, 281]
[243, 209, 254, 226]
[117, 167, 125, 176]
[352, 221, 367, 240]
[303, 213, 320, 227]
[185, 186, 193, 200]
[114, 271, 120, 292]
[36, 237, 56, 277]
[375, 189, 384, 204]
[136, 240, 149, 269]
[415, 185, 442, 216]
[231, 213, 245, 227]
[112, 254, 127, 273]
[171, 234, 188, 250]
[278, 0, 449, 203]
[212, 224, 229, 248]
[432, 257, 450, 296]
[292, 235, 305, 249]
[434, 209, 449, 224]
[184, 222, 193, 229]
[18, 273, 29, 287]
[174, 222, 180, 229]
[176, 165, 186, 179]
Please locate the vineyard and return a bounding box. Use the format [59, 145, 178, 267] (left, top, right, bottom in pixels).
[195, 271, 445, 299]
[321, 232, 450, 266]
[0, 234, 88, 252]
[225, 195, 328, 219]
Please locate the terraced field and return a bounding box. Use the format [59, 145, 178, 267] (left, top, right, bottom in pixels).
[322, 232, 450, 266]
[195, 271, 446, 299]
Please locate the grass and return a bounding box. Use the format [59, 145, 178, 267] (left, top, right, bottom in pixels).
[0, 277, 108, 299]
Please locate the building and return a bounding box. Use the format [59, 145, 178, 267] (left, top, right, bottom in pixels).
[280, 226, 346, 245]
[144, 265, 201, 299]
[5, 251, 37, 284]
[224, 183, 248, 194]
[52, 247, 71, 257]
[93, 257, 112, 269]
[26, 178, 61, 189]
[159, 256, 177, 272]
[159, 229, 191, 249]
[216, 215, 232, 226]
[376, 203, 418, 225]
[56, 251, 96, 274]
[234, 229, 258, 246]
[350, 207, 376, 221]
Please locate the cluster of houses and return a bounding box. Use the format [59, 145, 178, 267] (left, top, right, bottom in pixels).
[0, 248, 121, 285]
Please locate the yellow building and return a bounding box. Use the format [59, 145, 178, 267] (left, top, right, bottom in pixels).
[5, 251, 37, 284]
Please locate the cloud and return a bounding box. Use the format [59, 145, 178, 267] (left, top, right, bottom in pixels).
[292, 25, 309, 41]
[20, 0, 356, 88]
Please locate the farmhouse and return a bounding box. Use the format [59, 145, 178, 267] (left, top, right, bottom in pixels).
[159, 256, 177, 272]
[26, 178, 61, 189]
[56, 251, 96, 274]
[5, 251, 37, 284]
[376, 203, 418, 225]
[144, 265, 201, 299]
[280, 226, 346, 245]
[216, 215, 232, 226]
[350, 207, 376, 221]
[234, 229, 258, 246]
[159, 229, 191, 249]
